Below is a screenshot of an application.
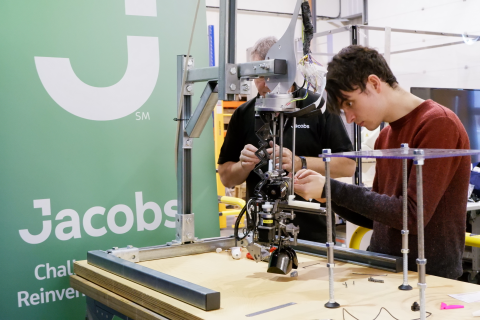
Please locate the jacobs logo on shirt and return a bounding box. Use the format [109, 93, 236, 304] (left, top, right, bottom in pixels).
[292, 124, 310, 129]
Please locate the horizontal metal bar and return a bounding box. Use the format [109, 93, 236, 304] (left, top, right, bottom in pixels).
[186, 60, 286, 83]
[207, 5, 305, 19]
[87, 250, 220, 311]
[187, 67, 218, 82]
[358, 25, 480, 39]
[277, 203, 326, 215]
[293, 239, 403, 273]
[313, 25, 480, 41]
[313, 26, 351, 39]
[238, 59, 287, 78]
[139, 237, 401, 272]
[390, 41, 465, 55]
[139, 236, 244, 261]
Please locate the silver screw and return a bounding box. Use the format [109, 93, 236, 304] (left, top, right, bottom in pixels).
[230, 67, 237, 75]
[187, 59, 193, 66]
[230, 83, 237, 90]
[186, 85, 192, 92]
[242, 83, 250, 91]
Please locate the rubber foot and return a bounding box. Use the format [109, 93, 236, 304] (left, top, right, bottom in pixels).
[398, 284, 413, 291]
[325, 301, 340, 308]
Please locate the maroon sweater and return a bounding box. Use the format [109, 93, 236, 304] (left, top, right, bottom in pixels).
[330, 100, 470, 279]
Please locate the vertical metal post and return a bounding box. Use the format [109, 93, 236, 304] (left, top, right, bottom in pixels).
[362, 0, 368, 25]
[399, 143, 412, 290]
[350, 25, 363, 186]
[278, 113, 284, 170]
[291, 117, 297, 196]
[228, 0, 236, 64]
[173, 55, 195, 245]
[311, 0, 317, 33]
[219, 0, 236, 101]
[272, 117, 277, 169]
[323, 148, 340, 309]
[414, 149, 426, 320]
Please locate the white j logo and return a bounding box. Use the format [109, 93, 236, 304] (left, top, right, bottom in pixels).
[34, 0, 159, 121]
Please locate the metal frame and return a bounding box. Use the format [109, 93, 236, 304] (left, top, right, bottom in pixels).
[82, 4, 442, 318]
[320, 148, 480, 320]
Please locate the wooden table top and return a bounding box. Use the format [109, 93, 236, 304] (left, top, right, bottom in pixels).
[72, 248, 480, 320]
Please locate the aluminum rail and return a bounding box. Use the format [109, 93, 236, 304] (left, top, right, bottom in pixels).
[293, 240, 403, 273]
[186, 59, 287, 83]
[138, 236, 241, 261]
[87, 250, 221, 311]
[358, 25, 480, 39]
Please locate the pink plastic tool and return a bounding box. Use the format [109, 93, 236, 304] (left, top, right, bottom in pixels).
[440, 302, 464, 310]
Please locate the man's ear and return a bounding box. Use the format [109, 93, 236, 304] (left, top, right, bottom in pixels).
[367, 75, 382, 93]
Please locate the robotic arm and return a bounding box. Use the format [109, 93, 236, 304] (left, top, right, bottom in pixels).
[234, 0, 328, 275]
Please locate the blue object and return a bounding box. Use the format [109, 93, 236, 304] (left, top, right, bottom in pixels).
[208, 25, 215, 67]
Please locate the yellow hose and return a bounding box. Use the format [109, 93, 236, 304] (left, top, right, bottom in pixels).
[219, 196, 246, 208]
[349, 226, 372, 249]
[350, 229, 480, 250]
[466, 233, 480, 248]
[219, 196, 246, 229]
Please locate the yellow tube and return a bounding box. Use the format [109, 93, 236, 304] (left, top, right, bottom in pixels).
[465, 233, 480, 248]
[349, 226, 372, 250]
[220, 209, 242, 216]
[219, 196, 246, 208]
[350, 230, 480, 250]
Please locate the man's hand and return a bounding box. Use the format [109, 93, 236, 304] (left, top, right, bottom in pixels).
[267, 141, 300, 172]
[239, 144, 260, 171]
[294, 169, 326, 202]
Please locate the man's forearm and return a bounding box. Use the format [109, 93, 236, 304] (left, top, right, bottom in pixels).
[218, 161, 251, 188]
[302, 156, 355, 178]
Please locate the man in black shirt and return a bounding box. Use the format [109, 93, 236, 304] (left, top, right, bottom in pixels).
[217, 36, 355, 243]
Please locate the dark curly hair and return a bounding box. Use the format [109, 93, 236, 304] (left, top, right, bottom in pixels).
[325, 45, 398, 115]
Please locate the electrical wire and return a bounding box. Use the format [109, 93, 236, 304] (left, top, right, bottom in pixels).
[234, 199, 255, 246]
[342, 307, 432, 320]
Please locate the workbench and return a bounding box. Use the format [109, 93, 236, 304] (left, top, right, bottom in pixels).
[71, 248, 480, 320]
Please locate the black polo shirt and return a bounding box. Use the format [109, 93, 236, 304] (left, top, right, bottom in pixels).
[218, 88, 353, 242]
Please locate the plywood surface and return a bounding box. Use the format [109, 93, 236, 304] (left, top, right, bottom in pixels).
[75, 249, 480, 320]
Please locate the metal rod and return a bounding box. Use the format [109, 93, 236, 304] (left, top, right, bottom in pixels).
[323, 149, 340, 308]
[293, 239, 403, 272]
[399, 143, 412, 290]
[351, 25, 363, 187]
[311, 0, 317, 33]
[291, 117, 297, 195]
[357, 25, 480, 38]
[279, 113, 284, 171]
[218, 0, 228, 100]
[414, 149, 426, 320]
[362, 0, 368, 25]
[207, 5, 341, 20]
[313, 24, 480, 41]
[390, 40, 466, 56]
[272, 116, 276, 169]
[313, 26, 351, 39]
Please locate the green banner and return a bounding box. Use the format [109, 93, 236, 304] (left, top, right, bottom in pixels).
[0, 0, 218, 319]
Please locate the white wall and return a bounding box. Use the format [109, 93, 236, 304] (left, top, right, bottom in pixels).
[206, 0, 480, 91]
[367, 0, 480, 91]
